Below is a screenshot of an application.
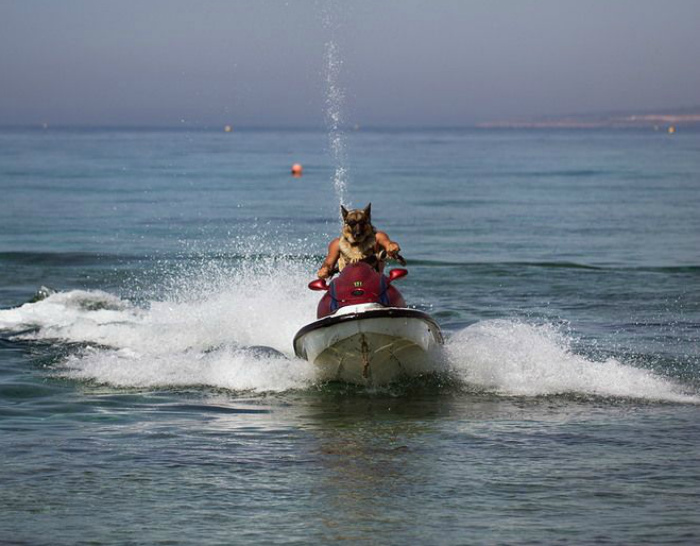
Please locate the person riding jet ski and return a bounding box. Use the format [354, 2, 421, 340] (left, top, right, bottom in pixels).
[295, 203, 443, 385]
[316, 203, 402, 279]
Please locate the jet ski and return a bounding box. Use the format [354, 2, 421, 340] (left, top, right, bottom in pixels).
[293, 258, 444, 385]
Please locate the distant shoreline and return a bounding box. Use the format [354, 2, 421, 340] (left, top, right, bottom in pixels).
[2, 118, 700, 132]
[478, 111, 700, 129]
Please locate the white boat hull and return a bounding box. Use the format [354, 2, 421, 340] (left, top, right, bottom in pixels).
[293, 306, 444, 385]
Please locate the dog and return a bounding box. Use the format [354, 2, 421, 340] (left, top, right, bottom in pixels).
[337, 203, 377, 271]
[317, 203, 401, 279]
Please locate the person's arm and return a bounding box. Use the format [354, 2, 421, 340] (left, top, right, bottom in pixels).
[376, 231, 400, 256]
[317, 238, 340, 279]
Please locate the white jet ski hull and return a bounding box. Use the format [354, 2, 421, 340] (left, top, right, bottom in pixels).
[293, 305, 444, 385]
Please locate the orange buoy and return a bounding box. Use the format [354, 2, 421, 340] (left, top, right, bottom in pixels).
[291, 163, 303, 177]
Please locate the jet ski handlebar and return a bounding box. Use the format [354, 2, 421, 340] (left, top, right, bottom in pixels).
[377, 249, 407, 266]
[309, 259, 408, 291]
[308, 278, 330, 291]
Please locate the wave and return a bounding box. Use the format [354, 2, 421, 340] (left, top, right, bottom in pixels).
[0, 251, 119, 267]
[445, 320, 698, 403]
[407, 259, 605, 270]
[4, 251, 697, 276]
[507, 169, 610, 178]
[407, 259, 700, 273]
[0, 259, 697, 402]
[0, 257, 319, 392]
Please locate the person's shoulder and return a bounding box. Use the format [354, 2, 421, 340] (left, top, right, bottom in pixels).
[375, 230, 390, 241]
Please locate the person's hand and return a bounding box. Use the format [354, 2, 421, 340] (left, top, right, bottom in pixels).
[386, 242, 401, 256]
[317, 265, 331, 279]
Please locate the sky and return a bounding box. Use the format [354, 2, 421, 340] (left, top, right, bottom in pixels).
[1, 0, 699, 128]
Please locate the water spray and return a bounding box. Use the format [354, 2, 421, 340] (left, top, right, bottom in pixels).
[322, 3, 349, 212]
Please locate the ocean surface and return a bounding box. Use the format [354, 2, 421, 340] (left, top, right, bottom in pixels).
[1, 127, 699, 544]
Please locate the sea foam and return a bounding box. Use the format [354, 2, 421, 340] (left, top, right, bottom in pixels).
[0, 256, 318, 392]
[0, 259, 696, 401]
[445, 319, 698, 403]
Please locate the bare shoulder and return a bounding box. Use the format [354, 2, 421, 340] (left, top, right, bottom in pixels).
[375, 231, 390, 243]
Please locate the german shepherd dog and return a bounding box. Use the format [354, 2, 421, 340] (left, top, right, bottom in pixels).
[317, 203, 401, 279]
[337, 203, 377, 271]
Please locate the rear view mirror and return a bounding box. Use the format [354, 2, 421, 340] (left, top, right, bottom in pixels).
[388, 268, 408, 283]
[308, 279, 329, 291]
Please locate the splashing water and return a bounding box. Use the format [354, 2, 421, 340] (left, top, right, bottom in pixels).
[0, 232, 695, 401]
[445, 320, 698, 403]
[1, 267, 697, 403]
[323, 4, 349, 209]
[0, 257, 319, 392]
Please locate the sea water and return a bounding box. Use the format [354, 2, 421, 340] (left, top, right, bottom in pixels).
[0, 127, 699, 544]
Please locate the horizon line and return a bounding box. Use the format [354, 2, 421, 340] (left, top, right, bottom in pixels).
[2, 123, 699, 132]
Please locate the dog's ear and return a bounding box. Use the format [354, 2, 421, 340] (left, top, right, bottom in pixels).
[340, 205, 349, 221]
[363, 203, 372, 222]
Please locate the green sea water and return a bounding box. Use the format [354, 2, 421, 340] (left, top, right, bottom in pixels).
[1, 127, 699, 544]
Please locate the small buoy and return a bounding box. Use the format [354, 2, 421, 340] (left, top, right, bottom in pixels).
[291, 163, 303, 177]
[668, 126, 676, 134]
[224, 125, 233, 133]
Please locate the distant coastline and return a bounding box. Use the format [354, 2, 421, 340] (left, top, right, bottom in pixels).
[3, 106, 700, 131]
[477, 107, 700, 129]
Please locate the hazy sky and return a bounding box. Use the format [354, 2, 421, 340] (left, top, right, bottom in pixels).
[1, 0, 699, 127]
